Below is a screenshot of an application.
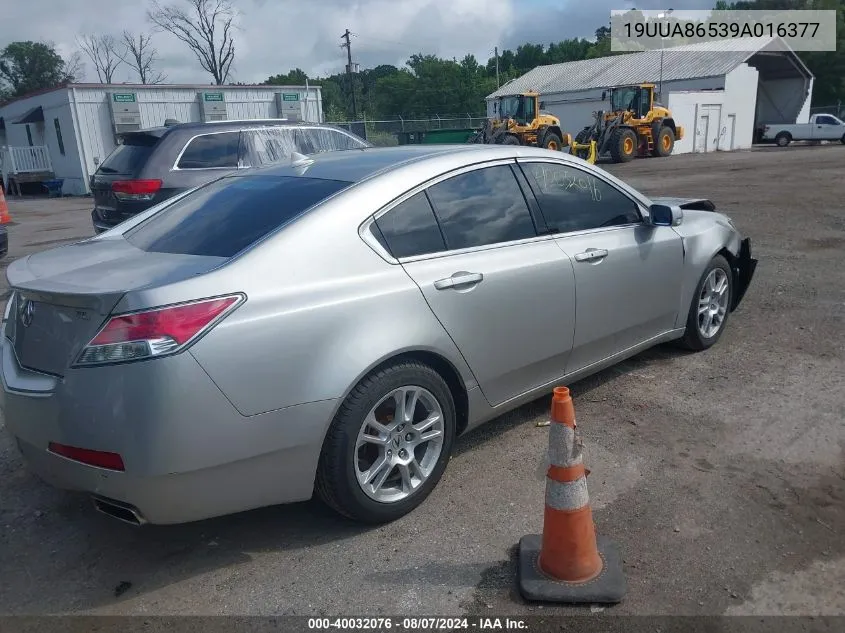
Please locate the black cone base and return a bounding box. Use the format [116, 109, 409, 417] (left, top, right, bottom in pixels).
[517, 533, 626, 604]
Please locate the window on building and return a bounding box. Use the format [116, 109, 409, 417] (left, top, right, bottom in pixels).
[520, 162, 641, 234]
[26, 125, 33, 147]
[54, 118, 66, 155]
[177, 132, 241, 169]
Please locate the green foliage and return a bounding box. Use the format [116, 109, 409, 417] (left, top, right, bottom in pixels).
[258, 1, 843, 120]
[0, 41, 77, 101]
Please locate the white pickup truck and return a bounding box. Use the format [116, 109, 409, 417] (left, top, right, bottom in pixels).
[759, 114, 845, 146]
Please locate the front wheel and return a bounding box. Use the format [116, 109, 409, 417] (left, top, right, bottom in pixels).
[541, 132, 563, 151]
[678, 255, 733, 351]
[315, 362, 456, 523]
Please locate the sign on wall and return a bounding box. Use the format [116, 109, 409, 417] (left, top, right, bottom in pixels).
[112, 93, 136, 103]
[199, 91, 227, 121]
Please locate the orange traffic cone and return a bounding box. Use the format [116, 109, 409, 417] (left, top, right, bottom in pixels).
[518, 386, 626, 603]
[0, 185, 11, 225]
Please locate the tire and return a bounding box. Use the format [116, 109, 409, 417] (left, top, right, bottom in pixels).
[541, 131, 563, 151]
[315, 361, 457, 523]
[653, 126, 675, 157]
[678, 255, 733, 351]
[609, 128, 637, 162]
[840, 133, 845, 145]
[501, 135, 521, 145]
[775, 132, 791, 147]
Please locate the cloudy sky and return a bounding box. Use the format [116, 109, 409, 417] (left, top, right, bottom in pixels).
[3, 0, 716, 84]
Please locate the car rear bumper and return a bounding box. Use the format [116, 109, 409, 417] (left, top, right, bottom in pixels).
[0, 337, 337, 524]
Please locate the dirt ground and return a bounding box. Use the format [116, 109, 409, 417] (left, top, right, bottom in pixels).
[0, 146, 843, 619]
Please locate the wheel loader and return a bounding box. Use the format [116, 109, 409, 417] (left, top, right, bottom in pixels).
[572, 83, 684, 163]
[469, 91, 572, 151]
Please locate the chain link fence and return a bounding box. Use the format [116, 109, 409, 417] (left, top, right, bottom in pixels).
[809, 103, 844, 119]
[327, 115, 489, 146]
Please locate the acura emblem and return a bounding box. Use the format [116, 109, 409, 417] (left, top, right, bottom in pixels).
[20, 300, 34, 328]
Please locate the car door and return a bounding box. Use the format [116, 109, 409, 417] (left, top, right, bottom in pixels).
[373, 161, 577, 407]
[812, 115, 843, 141]
[517, 159, 684, 375]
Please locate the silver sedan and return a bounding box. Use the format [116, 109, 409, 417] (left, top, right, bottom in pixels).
[0, 145, 756, 525]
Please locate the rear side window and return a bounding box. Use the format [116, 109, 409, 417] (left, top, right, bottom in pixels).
[125, 175, 351, 258]
[425, 165, 537, 250]
[521, 162, 641, 233]
[375, 192, 446, 258]
[177, 132, 240, 169]
[98, 134, 159, 175]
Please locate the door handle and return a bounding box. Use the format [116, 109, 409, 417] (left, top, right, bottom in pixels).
[434, 272, 484, 290]
[574, 248, 609, 262]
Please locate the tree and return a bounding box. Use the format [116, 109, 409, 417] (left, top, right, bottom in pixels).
[149, 0, 236, 85]
[265, 68, 308, 85]
[77, 34, 123, 83]
[119, 31, 166, 84]
[0, 41, 78, 99]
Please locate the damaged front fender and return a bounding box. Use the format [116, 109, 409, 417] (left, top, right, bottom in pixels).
[731, 238, 757, 312]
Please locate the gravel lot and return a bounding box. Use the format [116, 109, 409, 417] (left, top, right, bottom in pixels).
[0, 146, 843, 618]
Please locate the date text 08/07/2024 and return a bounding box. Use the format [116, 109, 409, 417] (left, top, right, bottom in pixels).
[307, 617, 529, 630]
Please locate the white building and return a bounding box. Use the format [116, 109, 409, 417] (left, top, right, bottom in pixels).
[0, 83, 323, 195]
[486, 38, 814, 155]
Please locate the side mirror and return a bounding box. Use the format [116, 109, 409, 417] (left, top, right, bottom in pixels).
[649, 203, 682, 226]
[601, 91, 607, 101]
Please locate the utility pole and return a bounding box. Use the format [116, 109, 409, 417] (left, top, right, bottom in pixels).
[495, 46, 500, 89]
[341, 29, 357, 120]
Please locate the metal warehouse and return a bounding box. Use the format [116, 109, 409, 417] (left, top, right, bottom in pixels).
[487, 38, 814, 155]
[0, 83, 323, 196]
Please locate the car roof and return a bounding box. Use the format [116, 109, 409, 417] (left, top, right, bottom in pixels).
[249, 144, 586, 184]
[123, 120, 361, 140]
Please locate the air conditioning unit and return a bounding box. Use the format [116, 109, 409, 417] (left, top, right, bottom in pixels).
[276, 92, 302, 121]
[199, 91, 228, 122]
[109, 92, 142, 134]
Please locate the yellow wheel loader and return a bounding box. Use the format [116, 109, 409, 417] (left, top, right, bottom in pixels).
[574, 83, 684, 163]
[469, 91, 572, 151]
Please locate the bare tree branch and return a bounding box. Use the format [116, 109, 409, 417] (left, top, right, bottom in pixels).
[77, 34, 123, 83]
[63, 51, 86, 82]
[148, 0, 236, 85]
[119, 31, 167, 84]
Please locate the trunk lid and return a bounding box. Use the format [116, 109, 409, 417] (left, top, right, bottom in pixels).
[5, 238, 226, 376]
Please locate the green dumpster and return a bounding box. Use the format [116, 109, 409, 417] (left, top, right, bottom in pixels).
[396, 128, 477, 145]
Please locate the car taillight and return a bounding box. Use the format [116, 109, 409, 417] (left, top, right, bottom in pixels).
[48, 442, 125, 471]
[111, 179, 162, 201]
[75, 294, 244, 367]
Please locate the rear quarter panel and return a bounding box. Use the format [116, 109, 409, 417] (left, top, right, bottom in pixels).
[117, 177, 478, 417]
[672, 210, 742, 329]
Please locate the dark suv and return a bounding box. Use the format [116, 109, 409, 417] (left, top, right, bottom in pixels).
[90, 120, 369, 233]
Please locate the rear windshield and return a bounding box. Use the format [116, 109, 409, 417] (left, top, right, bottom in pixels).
[98, 134, 160, 175]
[124, 175, 351, 258]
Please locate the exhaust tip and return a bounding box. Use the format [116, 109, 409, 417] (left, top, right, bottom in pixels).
[92, 496, 146, 526]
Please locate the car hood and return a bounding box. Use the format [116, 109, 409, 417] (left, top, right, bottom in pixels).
[649, 197, 716, 211]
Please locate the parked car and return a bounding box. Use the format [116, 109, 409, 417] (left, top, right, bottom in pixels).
[758, 114, 845, 146]
[2, 145, 756, 526]
[90, 120, 370, 233]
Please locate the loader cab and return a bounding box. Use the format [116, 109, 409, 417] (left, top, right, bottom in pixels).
[608, 84, 654, 120]
[496, 93, 538, 125]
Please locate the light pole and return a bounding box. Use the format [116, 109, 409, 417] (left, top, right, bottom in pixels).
[657, 9, 674, 102]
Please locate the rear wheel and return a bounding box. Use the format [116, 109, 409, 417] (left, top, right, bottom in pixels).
[541, 131, 563, 151]
[653, 126, 675, 157]
[315, 362, 456, 523]
[501, 135, 520, 145]
[610, 128, 637, 163]
[775, 132, 791, 147]
[678, 255, 733, 351]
